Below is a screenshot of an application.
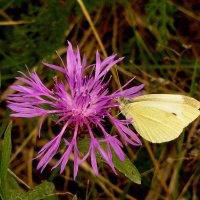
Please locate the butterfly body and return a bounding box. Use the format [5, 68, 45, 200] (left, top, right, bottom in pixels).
[119, 94, 200, 143]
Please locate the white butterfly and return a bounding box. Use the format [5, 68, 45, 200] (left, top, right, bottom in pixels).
[119, 94, 200, 143]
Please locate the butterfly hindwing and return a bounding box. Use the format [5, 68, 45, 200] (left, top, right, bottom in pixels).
[123, 102, 184, 143]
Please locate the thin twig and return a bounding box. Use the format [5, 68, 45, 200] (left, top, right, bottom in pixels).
[167, 0, 200, 23]
[177, 172, 196, 200]
[8, 168, 30, 189]
[10, 126, 38, 162]
[112, 6, 118, 52]
[0, 20, 33, 25]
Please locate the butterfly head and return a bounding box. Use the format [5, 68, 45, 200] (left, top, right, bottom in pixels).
[117, 97, 132, 115]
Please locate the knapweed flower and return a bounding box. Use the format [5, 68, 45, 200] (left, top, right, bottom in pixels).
[7, 42, 144, 179]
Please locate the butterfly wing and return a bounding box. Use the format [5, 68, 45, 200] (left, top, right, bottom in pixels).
[120, 94, 200, 143]
[133, 94, 200, 109]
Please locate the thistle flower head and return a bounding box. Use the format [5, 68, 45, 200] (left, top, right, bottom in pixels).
[7, 42, 144, 179]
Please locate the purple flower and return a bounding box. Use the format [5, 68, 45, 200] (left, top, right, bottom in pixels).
[7, 42, 144, 179]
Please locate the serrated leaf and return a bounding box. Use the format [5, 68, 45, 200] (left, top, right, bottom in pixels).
[13, 181, 57, 200]
[0, 121, 12, 200]
[78, 139, 141, 184]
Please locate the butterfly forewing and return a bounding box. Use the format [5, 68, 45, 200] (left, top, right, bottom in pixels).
[120, 94, 200, 143]
[133, 94, 200, 108]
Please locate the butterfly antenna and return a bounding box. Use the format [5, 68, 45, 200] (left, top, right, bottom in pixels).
[114, 65, 122, 90]
[56, 50, 66, 68]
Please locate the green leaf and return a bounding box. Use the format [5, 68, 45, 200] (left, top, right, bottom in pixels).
[78, 139, 141, 184]
[6, 174, 22, 200]
[0, 109, 11, 138]
[72, 194, 77, 200]
[0, 121, 12, 200]
[111, 148, 141, 184]
[48, 166, 60, 182]
[12, 181, 57, 200]
[7, 173, 21, 191]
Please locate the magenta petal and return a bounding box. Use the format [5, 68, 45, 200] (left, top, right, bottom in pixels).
[91, 146, 98, 176]
[80, 148, 91, 164]
[38, 115, 45, 138]
[95, 50, 101, 79]
[60, 145, 73, 173]
[109, 137, 125, 161]
[113, 84, 145, 98]
[43, 62, 65, 73]
[109, 115, 142, 146]
[73, 144, 79, 179]
[98, 57, 124, 79]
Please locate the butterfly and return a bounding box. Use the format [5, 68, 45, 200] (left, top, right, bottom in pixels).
[119, 94, 200, 143]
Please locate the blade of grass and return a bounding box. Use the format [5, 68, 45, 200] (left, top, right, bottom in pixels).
[189, 61, 198, 97]
[0, 121, 12, 200]
[0, 109, 11, 138]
